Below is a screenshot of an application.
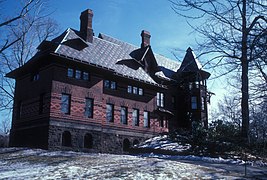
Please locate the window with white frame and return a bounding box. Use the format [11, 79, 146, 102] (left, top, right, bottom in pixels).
[157, 92, 164, 107]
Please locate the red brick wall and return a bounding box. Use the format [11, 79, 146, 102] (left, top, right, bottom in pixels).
[49, 70, 168, 134]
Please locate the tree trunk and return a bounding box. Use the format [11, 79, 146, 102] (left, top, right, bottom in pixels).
[241, 0, 249, 139]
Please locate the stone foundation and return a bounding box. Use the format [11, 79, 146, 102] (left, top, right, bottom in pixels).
[48, 120, 154, 154]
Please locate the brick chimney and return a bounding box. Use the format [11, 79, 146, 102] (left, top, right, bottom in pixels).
[80, 9, 94, 43]
[141, 30, 151, 48]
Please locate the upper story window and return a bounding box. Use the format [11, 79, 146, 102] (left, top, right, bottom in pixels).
[191, 96, 197, 110]
[132, 109, 139, 126]
[104, 80, 117, 90]
[83, 72, 89, 81]
[85, 98, 93, 118]
[201, 97, 205, 111]
[120, 106, 128, 125]
[106, 104, 114, 122]
[75, 70, 82, 79]
[32, 72, 40, 81]
[67, 68, 90, 81]
[144, 111, 150, 128]
[127, 86, 132, 93]
[61, 94, 71, 114]
[127, 85, 143, 96]
[68, 68, 74, 78]
[157, 92, 164, 107]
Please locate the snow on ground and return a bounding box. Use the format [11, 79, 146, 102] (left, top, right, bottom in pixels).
[138, 135, 191, 152]
[1, 148, 267, 179]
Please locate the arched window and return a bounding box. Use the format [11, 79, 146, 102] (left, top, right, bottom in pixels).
[123, 138, 130, 152]
[62, 131, 71, 147]
[133, 139, 139, 147]
[84, 133, 93, 149]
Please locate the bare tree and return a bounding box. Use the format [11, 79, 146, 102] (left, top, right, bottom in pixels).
[0, 0, 58, 132]
[170, 0, 267, 139]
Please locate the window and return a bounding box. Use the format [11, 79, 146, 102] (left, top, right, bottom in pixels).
[160, 117, 164, 127]
[133, 87, 138, 94]
[127, 85, 143, 96]
[67, 68, 74, 77]
[121, 107, 128, 125]
[75, 70, 81, 79]
[201, 97, 205, 111]
[104, 80, 116, 90]
[32, 72, 39, 81]
[138, 88, 143, 96]
[85, 98, 93, 118]
[157, 92, 164, 107]
[39, 93, 45, 114]
[144, 111, 150, 128]
[106, 104, 114, 122]
[189, 82, 193, 90]
[82, 72, 89, 81]
[104, 80, 110, 89]
[61, 94, 71, 114]
[132, 109, 139, 126]
[62, 131, 71, 147]
[191, 96, 197, 110]
[110, 81, 117, 90]
[127, 85, 132, 93]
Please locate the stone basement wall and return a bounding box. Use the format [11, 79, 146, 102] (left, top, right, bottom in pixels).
[48, 121, 152, 154]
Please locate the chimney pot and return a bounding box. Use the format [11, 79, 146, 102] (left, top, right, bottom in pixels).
[80, 9, 94, 43]
[141, 30, 151, 48]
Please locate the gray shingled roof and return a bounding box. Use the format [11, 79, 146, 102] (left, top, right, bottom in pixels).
[52, 28, 181, 85]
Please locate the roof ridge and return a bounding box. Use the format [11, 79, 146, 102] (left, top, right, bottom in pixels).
[99, 33, 139, 48]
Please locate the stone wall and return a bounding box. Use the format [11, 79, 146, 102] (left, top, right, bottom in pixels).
[48, 120, 153, 154]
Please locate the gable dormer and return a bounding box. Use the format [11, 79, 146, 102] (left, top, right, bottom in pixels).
[128, 30, 158, 75]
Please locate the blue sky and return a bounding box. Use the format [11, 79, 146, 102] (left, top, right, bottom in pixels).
[49, 0, 197, 60]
